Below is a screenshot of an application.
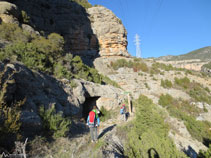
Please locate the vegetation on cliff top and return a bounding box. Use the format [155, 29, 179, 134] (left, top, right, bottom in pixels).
[71, 0, 92, 8]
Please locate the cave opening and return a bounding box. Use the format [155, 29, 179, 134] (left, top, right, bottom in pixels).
[82, 96, 100, 120]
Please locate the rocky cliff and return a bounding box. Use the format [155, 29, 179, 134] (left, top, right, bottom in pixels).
[0, 0, 129, 59]
[87, 6, 129, 57]
[0, 62, 126, 137]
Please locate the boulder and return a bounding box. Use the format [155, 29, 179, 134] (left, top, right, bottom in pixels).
[0, 1, 20, 24]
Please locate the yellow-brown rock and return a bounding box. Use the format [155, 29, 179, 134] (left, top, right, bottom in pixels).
[88, 6, 130, 57]
[0, 1, 19, 24]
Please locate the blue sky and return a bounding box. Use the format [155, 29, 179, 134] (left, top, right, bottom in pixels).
[88, 0, 211, 58]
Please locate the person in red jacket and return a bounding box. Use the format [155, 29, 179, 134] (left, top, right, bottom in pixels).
[87, 106, 100, 142]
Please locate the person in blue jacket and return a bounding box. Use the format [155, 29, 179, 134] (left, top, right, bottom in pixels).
[87, 106, 100, 142]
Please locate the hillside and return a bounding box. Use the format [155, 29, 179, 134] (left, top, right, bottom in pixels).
[0, 0, 211, 158]
[158, 46, 211, 61]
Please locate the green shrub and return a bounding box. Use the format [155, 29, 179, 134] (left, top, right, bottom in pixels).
[71, 0, 92, 8]
[70, 80, 78, 88]
[202, 62, 211, 69]
[174, 77, 190, 89]
[158, 94, 174, 107]
[110, 59, 128, 70]
[0, 86, 25, 148]
[173, 77, 211, 104]
[151, 62, 174, 71]
[144, 82, 150, 90]
[101, 75, 121, 89]
[0, 23, 32, 42]
[161, 79, 172, 88]
[21, 10, 30, 24]
[184, 117, 211, 143]
[198, 145, 211, 158]
[110, 59, 148, 72]
[39, 104, 71, 139]
[125, 95, 186, 158]
[99, 106, 111, 122]
[205, 87, 210, 93]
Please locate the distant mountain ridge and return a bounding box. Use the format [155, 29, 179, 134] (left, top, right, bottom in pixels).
[158, 46, 211, 61]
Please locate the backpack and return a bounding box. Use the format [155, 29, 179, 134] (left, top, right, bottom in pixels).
[89, 110, 96, 127]
[120, 106, 125, 114]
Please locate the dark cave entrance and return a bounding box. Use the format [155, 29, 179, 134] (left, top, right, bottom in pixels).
[82, 96, 100, 120]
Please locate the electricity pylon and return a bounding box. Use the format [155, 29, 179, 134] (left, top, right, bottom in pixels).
[134, 34, 141, 58]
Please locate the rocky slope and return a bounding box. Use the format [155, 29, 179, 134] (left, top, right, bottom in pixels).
[94, 56, 211, 155]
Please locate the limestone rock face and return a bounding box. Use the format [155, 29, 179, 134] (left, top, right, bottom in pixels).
[0, 1, 20, 24]
[72, 79, 126, 111]
[87, 6, 130, 57]
[13, 0, 99, 58]
[0, 62, 125, 137]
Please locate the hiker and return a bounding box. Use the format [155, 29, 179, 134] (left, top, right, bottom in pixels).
[87, 106, 100, 142]
[120, 104, 126, 121]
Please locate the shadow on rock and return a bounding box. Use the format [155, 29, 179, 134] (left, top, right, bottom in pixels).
[69, 121, 89, 138]
[98, 124, 117, 139]
[13, 0, 100, 66]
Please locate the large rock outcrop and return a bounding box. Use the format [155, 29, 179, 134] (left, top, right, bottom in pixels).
[87, 6, 129, 57]
[0, 62, 125, 137]
[11, 0, 98, 57]
[0, 1, 129, 58]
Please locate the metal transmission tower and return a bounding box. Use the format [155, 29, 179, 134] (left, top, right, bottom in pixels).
[134, 34, 141, 58]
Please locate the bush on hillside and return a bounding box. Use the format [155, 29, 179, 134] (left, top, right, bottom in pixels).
[161, 79, 172, 88]
[174, 77, 190, 89]
[0, 42, 53, 72]
[71, 0, 92, 8]
[198, 145, 211, 158]
[158, 94, 174, 107]
[152, 62, 174, 71]
[202, 62, 211, 69]
[174, 77, 211, 104]
[110, 59, 148, 72]
[100, 106, 111, 122]
[125, 95, 187, 158]
[0, 71, 25, 148]
[21, 10, 30, 24]
[159, 94, 211, 145]
[0, 23, 33, 42]
[39, 104, 71, 139]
